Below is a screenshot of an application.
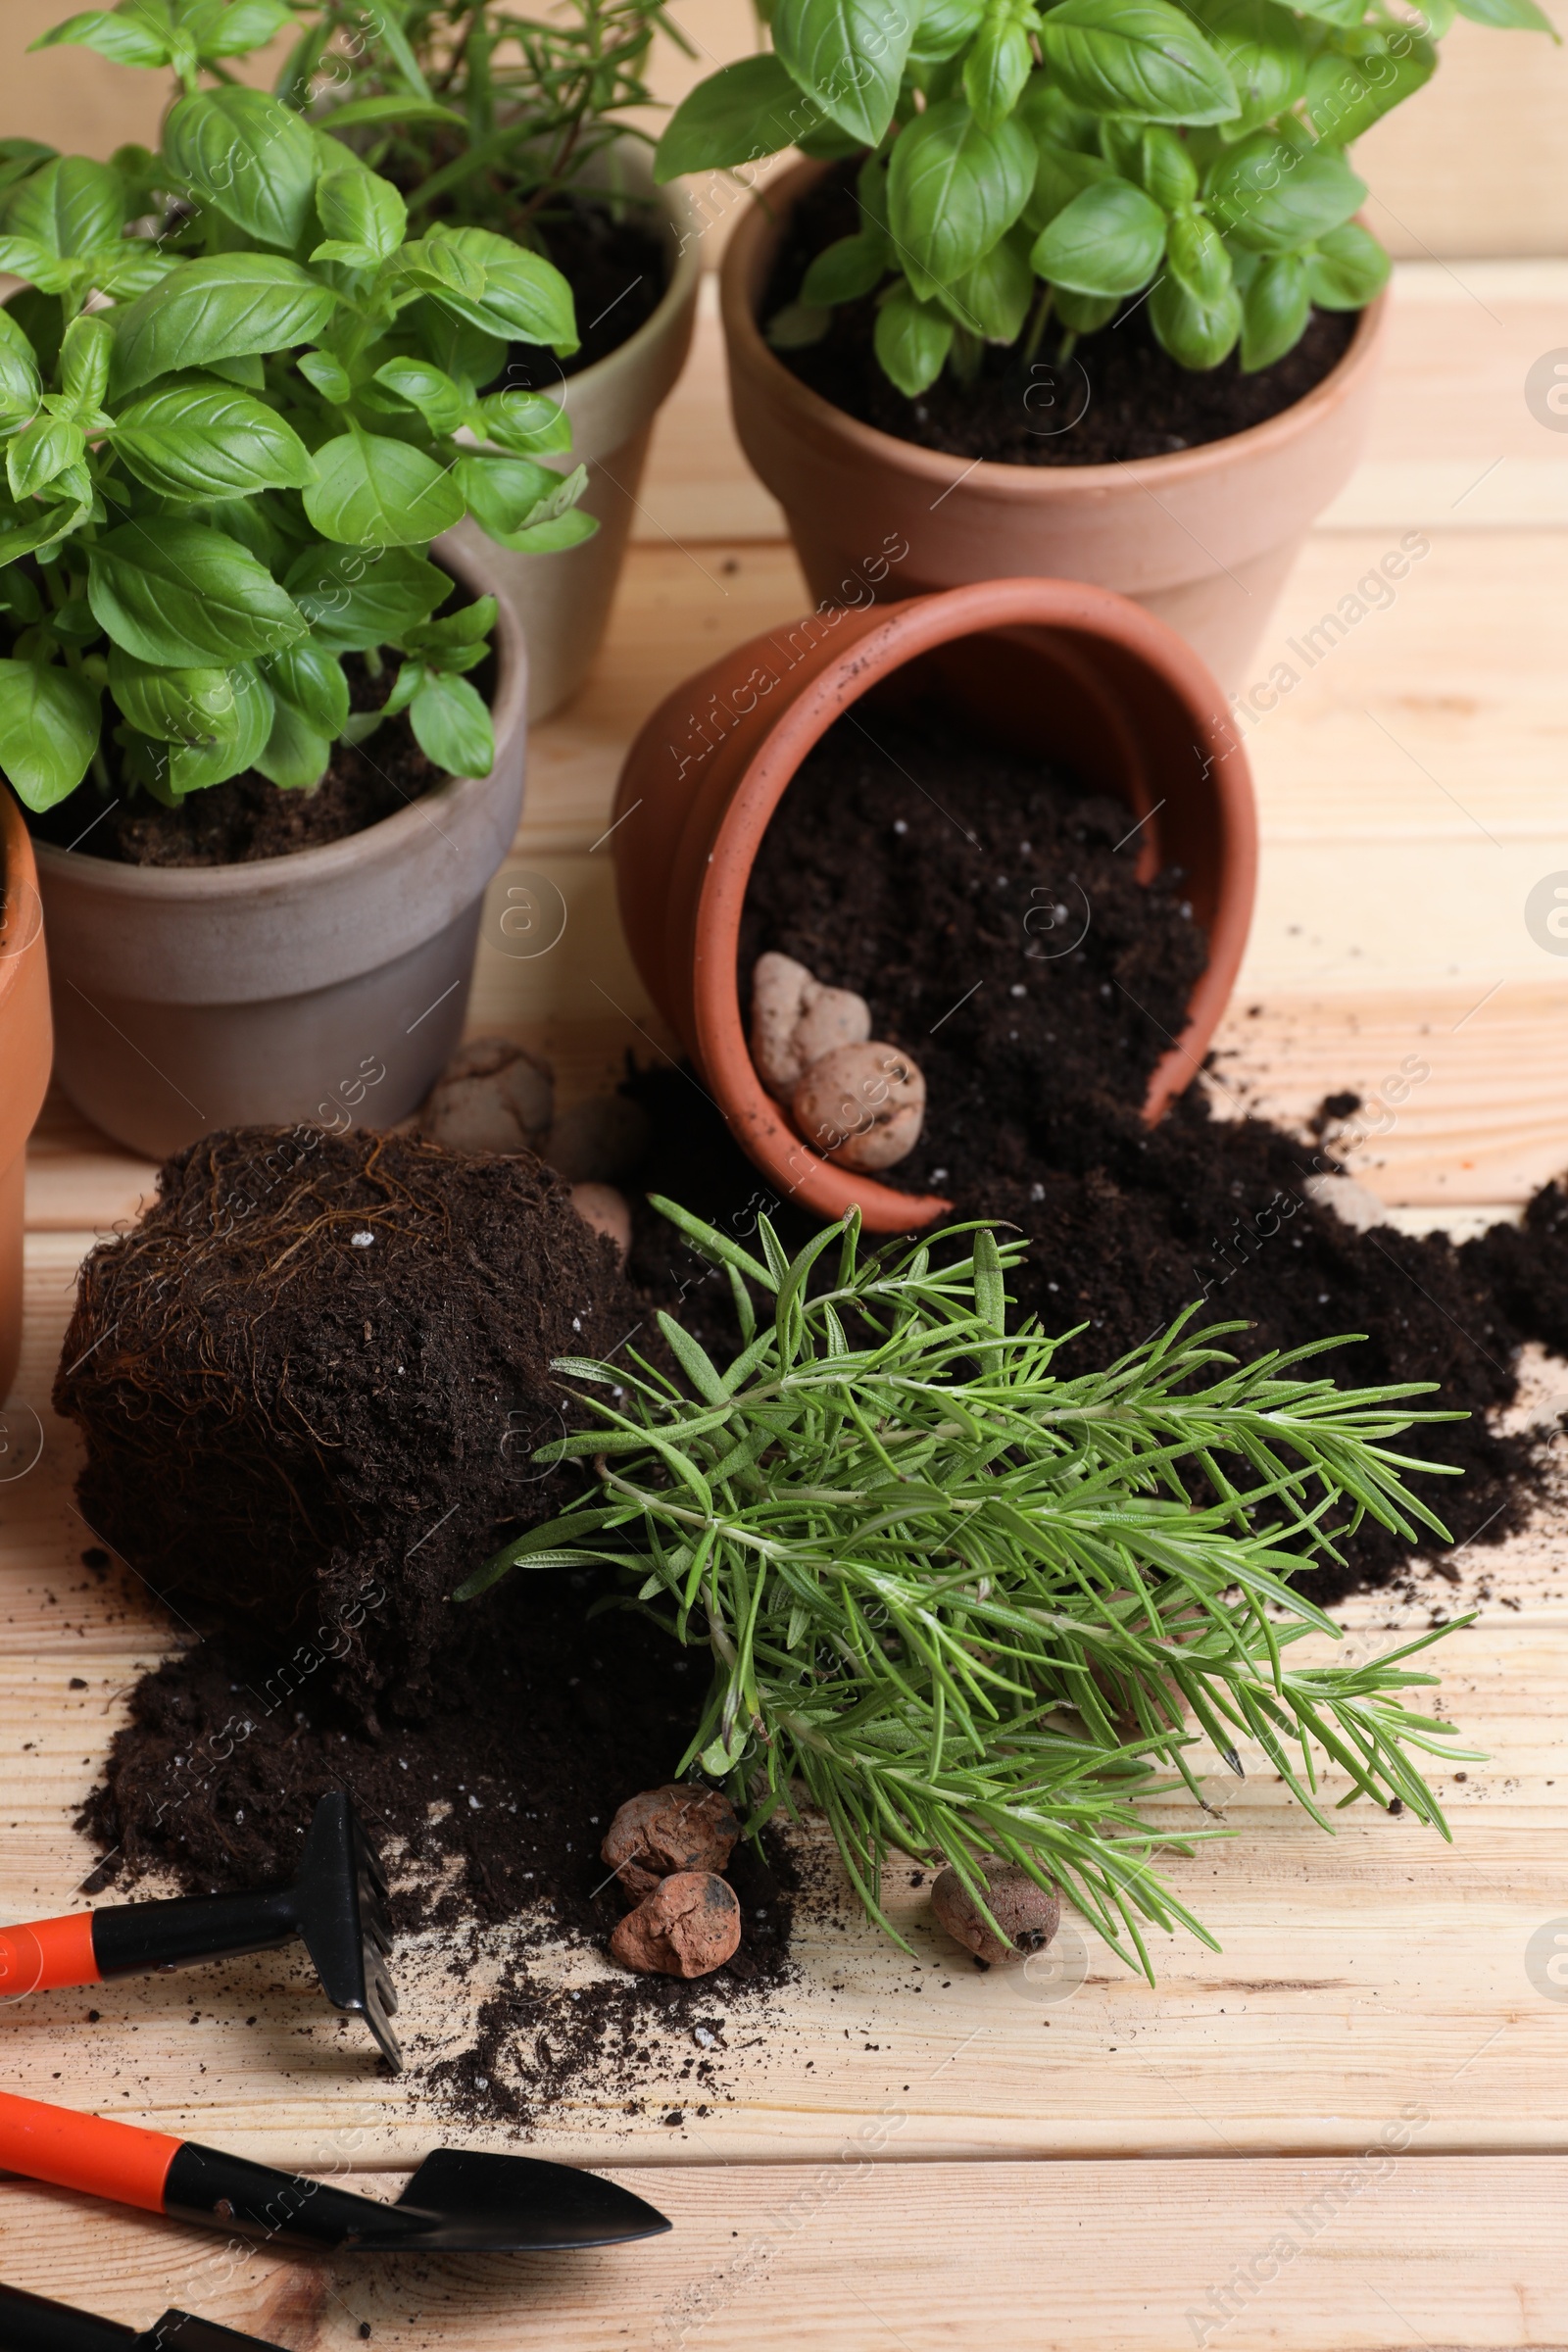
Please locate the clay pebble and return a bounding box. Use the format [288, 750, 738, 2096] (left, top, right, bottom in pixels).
[569, 1181, 633, 1262]
[609, 1871, 743, 1979]
[751, 951, 871, 1098]
[602, 1782, 741, 1899]
[930, 1857, 1060, 1966]
[420, 1037, 554, 1154]
[793, 1042, 926, 1171]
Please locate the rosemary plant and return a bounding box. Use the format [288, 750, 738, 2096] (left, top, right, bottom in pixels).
[462, 1201, 1480, 1972]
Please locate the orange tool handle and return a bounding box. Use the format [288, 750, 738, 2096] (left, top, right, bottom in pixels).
[0, 2087, 181, 2213]
[0, 1913, 99, 1999]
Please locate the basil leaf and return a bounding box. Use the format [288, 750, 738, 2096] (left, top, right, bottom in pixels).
[372, 355, 469, 434]
[409, 670, 495, 779]
[110, 256, 336, 398]
[6, 415, 85, 500]
[88, 520, 307, 666]
[1138, 124, 1200, 211]
[964, 16, 1036, 133]
[283, 541, 451, 649]
[1054, 285, 1119, 330]
[872, 285, 954, 396]
[1304, 220, 1390, 310]
[108, 645, 241, 746]
[1039, 0, 1240, 123]
[412, 300, 509, 394]
[1031, 178, 1168, 299]
[255, 695, 332, 791]
[1023, 140, 1114, 235]
[7, 157, 124, 263]
[58, 313, 113, 416]
[164, 89, 319, 251]
[1305, 36, 1436, 147]
[0, 495, 90, 565]
[1454, 0, 1555, 24]
[1149, 271, 1242, 367]
[0, 658, 99, 811]
[200, 0, 294, 55]
[1204, 134, 1365, 254]
[29, 9, 171, 69]
[471, 387, 573, 455]
[111, 379, 318, 501]
[458, 453, 588, 547]
[911, 0, 985, 58]
[655, 55, 823, 178]
[316, 95, 468, 131]
[936, 230, 1035, 341]
[304, 426, 467, 547]
[1287, 0, 1365, 23]
[160, 662, 273, 795]
[314, 167, 408, 268]
[773, 0, 917, 142]
[1191, 0, 1307, 140]
[887, 99, 1037, 294]
[1239, 251, 1309, 368]
[0, 312, 41, 421]
[493, 508, 598, 553]
[1166, 211, 1231, 302]
[401, 229, 578, 356]
[262, 639, 351, 737]
[802, 232, 890, 306]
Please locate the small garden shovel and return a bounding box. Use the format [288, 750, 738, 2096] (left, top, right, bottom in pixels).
[0, 1792, 400, 2069]
[0, 2090, 672, 2255]
[0, 2277, 285, 2351]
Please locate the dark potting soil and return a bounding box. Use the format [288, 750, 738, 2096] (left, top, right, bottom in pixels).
[24, 658, 446, 868]
[78, 1562, 798, 2125]
[763, 165, 1358, 466]
[54, 1129, 636, 1714]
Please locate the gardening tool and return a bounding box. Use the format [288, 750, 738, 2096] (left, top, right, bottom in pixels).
[0, 2090, 672, 2255]
[0, 1794, 401, 2071]
[0, 2278, 285, 2351]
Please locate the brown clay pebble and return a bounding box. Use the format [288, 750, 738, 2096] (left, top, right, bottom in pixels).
[610, 1871, 742, 1979]
[930, 1858, 1060, 1966]
[792, 1042, 925, 1171]
[569, 1181, 633, 1263]
[602, 1782, 740, 1899]
[421, 1037, 554, 1154]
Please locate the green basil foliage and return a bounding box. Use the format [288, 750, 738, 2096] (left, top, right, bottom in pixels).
[0, 51, 593, 817]
[656, 0, 1554, 398]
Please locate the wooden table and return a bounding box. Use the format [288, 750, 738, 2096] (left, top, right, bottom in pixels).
[6, 263, 1568, 2347]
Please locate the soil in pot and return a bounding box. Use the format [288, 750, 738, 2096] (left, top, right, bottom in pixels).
[54, 1128, 637, 1714]
[763, 164, 1358, 467]
[23, 656, 457, 867]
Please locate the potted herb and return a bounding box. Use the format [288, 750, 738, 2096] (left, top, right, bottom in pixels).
[656, 0, 1552, 688]
[0, 786, 51, 1399]
[39, 0, 704, 719]
[0, 108, 586, 1156]
[465, 1205, 1477, 1965]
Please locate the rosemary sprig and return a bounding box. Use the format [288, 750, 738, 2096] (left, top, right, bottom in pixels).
[461, 1200, 1483, 1972]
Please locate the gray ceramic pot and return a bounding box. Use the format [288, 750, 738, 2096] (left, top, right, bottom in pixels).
[443, 144, 701, 721]
[34, 539, 526, 1161]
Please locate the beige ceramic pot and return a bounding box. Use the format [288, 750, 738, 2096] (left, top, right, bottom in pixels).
[720, 159, 1388, 695]
[444, 146, 701, 721]
[33, 542, 526, 1162]
[0, 787, 52, 1399]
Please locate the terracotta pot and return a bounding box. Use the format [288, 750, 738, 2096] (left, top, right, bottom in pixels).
[0, 786, 51, 1400]
[33, 541, 526, 1162]
[720, 159, 1388, 696]
[611, 577, 1256, 1231]
[443, 145, 702, 721]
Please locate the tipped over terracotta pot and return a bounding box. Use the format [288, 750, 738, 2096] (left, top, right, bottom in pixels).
[720, 160, 1388, 696]
[611, 578, 1256, 1231]
[1, 787, 51, 1400]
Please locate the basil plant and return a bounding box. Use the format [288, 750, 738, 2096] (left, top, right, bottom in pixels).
[656, 0, 1553, 397]
[0, 83, 591, 817]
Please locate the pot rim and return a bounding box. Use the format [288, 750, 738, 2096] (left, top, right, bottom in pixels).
[720, 156, 1389, 499]
[30, 534, 526, 904]
[685, 577, 1256, 1231]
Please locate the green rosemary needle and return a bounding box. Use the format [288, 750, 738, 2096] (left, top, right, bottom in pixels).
[460, 1199, 1483, 1974]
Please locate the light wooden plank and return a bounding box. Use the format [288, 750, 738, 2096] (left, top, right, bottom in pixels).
[3, 2158, 1568, 2350]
